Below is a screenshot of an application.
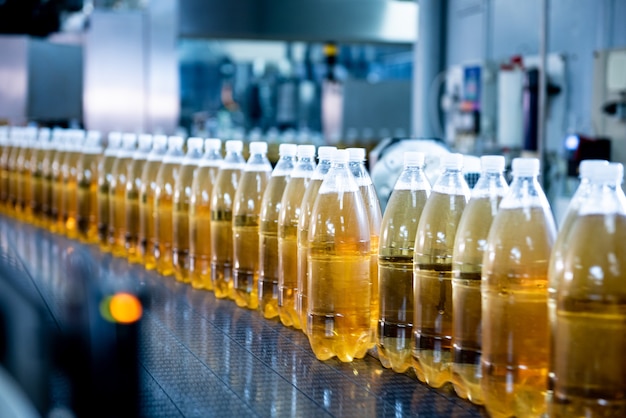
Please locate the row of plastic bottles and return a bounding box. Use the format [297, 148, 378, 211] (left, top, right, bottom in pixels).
[380, 152, 626, 417]
[2, 125, 625, 417]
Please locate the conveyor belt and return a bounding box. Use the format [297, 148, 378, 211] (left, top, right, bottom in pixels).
[0, 216, 486, 417]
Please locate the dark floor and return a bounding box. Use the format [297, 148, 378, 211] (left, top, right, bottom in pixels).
[0, 215, 487, 417]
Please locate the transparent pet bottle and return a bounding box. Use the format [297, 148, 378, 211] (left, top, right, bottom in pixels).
[139, 134, 168, 270]
[125, 134, 153, 262]
[296, 146, 336, 331]
[413, 153, 470, 387]
[307, 149, 371, 362]
[172, 137, 204, 283]
[189, 138, 223, 290]
[210, 140, 245, 298]
[550, 162, 626, 418]
[232, 141, 272, 308]
[481, 158, 556, 418]
[378, 151, 431, 373]
[278, 144, 316, 328]
[154, 135, 184, 276]
[258, 143, 297, 318]
[451, 155, 508, 404]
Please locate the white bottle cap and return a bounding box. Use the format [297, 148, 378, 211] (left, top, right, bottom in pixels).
[108, 131, 123, 148]
[122, 133, 137, 149]
[153, 134, 167, 150]
[579, 159, 609, 179]
[443, 153, 464, 170]
[404, 151, 425, 167]
[38, 127, 51, 142]
[318, 146, 336, 161]
[168, 135, 184, 150]
[332, 149, 350, 164]
[86, 130, 101, 143]
[512, 158, 540, 177]
[297, 144, 316, 158]
[205, 138, 222, 151]
[480, 155, 505, 173]
[279, 143, 297, 156]
[137, 133, 152, 150]
[249, 141, 268, 155]
[187, 137, 204, 151]
[347, 147, 366, 162]
[226, 139, 243, 153]
[589, 162, 623, 184]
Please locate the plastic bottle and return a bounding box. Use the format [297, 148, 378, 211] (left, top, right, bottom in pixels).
[15, 127, 37, 220]
[307, 149, 371, 362]
[154, 135, 185, 276]
[377, 151, 431, 373]
[296, 146, 336, 332]
[546, 159, 608, 394]
[413, 153, 470, 387]
[278, 145, 316, 328]
[7, 127, 23, 216]
[97, 132, 122, 251]
[481, 158, 556, 418]
[51, 130, 69, 233]
[210, 139, 245, 298]
[125, 134, 152, 263]
[109, 133, 137, 256]
[550, 163, 626, 418]
[172, 137, 203, 283]
[232, 141, 272, 308]
[0, 127, 13, 212]
[61, 129, 85, 238]
[76, 131, 103, 243]
[29, 128, 50, 226]
[17, 127, 38, 222]
[258, 143, 297, 318]
[450, 155, 508, 404]
[348, 147, 382, 339]
[41, 128, 62, 228]
[139, 135, 168, 269]
[189, 138, 223, 290]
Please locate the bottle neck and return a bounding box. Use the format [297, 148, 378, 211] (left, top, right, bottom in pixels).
[578, 181, 626, 216]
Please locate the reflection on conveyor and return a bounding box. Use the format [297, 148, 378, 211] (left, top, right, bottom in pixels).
[0, 216, 486, 417]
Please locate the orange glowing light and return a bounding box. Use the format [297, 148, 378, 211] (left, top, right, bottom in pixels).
[109, 293, 142, 324]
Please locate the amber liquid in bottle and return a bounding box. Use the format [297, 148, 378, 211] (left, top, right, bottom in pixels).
[97, 150, 117, 251]
[51, 146, 67, 234]
[481, 207, 554, 418]
[413, 191, 467, 387]
[62, 148, 82, 239]
[125, 148, 149, 263]
[7, 143, 21, 216]
[307, 162, 371, 362]
[259, 175, 290, 318]
[29, 143, 46, 226]
[139, 155, 164, 270]
[278, 176, 311, 329]
[173, 153, 201, 283]
[297, 177, 324, 333]
[232, 160, 271, 308]
[551, 215, 626, 417]
[210, 162, 244, 298]
[16, 143, 33, 222]
[155, 158, 181, 277]
[378, 187, 429, 373]
[189, 156, 221, 290]
[109, 152, 134, 256]
[0, 141, 13, 211]
[40, 146, 57, 229]
[76, 152, 100, 243]
[451, 196, 502, 404]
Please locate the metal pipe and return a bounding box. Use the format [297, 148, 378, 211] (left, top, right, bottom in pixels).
[412, 0, 446, 138]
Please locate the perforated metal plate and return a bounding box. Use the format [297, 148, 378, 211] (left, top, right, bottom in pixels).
[0, 217, 486, 417]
